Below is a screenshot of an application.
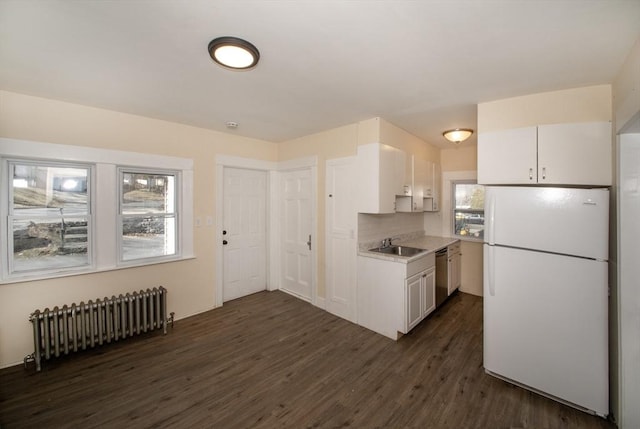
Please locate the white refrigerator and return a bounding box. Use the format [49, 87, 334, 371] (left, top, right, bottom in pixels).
[483, 186, 609, 417]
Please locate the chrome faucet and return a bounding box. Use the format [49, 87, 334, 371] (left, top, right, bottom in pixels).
[380, 237, 393, 248]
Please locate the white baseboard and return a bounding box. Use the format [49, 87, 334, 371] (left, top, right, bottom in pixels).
[315, 296, 326, 310]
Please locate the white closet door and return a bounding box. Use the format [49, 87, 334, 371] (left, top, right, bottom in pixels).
[326, 157, 357, 322]
[222, 168, 266, 302]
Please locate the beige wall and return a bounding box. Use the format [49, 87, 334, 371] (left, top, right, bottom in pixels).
[277, 123, 359, 298]
[429, 144, 483, 297]
[278, 118, 440, 298]
[614, 38, 640, 133]
[0, 90, 278, 367]
[478, 84, 612, 132]
[612, 37, 640, 426]
[441, 144, 477, 171]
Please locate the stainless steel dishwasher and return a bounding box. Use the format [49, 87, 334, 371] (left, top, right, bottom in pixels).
[435, 247, 448, 307]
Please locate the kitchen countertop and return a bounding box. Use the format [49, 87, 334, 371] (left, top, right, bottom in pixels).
[357, 235, 459, 264]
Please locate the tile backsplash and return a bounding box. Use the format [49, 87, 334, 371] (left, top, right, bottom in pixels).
[358, 212, 424, 249]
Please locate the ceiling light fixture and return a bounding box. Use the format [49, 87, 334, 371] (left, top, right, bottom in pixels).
[443, 128, 474, 144]
[208, 36, 260, 70]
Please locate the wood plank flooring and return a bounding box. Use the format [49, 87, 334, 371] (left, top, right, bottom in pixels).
[0, 290, 615, 429]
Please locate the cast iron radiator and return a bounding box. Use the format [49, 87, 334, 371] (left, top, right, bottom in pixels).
[24, 286, 174, 371]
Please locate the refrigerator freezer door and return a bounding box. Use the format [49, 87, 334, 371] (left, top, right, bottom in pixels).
[485, 186, 608, 260]
[483, 245, 608, 416]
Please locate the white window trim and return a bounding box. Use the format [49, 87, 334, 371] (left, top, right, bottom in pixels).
[117, 167, 180, 265]
[451, 179, 484, 243]
[4, 159, 95, 278]
[440, 170, 478, 241]
[0, 137, 194, 284]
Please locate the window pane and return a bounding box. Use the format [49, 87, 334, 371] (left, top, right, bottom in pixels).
[454, 183, 485, 239]
[12, 164, 89, 216]
[455, 183, 484, 210]
[122, 216, 176, 261]
[454, 211, 485, 239]
[12, 217, 89, 272]
[122, 172, 175, 214]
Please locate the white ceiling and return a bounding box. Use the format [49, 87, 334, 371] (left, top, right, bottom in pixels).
[1, 1, 639, 148]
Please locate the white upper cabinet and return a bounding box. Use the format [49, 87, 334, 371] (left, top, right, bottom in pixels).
[537, 122, 612, 186]
[478, 126, 538, 184]
[397, 155, 426, 213]
[478, 121, 612, 186]
[357, 143, 405, 213]
[424, 161, 441, 212]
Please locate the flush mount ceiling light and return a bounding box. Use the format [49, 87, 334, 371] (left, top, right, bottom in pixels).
[208, 36, 260, 70]
[443, 128, 474, 144]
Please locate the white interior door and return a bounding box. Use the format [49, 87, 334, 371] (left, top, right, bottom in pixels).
[223, 168, 267, 302]
[280, 169, 313, 301]
[326, 157, 357, 322]
[618, 133, 640, 429]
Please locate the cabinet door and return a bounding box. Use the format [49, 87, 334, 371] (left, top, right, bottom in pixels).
[448, 252, 461, 295]
[478, 127, 537, 185]
[412, 157, 426, 212]
[537, 122, 612, 186]
[423, 268, 436, 317]
[424, 161, 434, 197]
[404, 272, 423, 332]
[432, 163, 441, 212]
[357, 143, 401, 214]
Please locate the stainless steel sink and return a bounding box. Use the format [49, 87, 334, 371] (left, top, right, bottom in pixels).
[368, 245, 426, 257]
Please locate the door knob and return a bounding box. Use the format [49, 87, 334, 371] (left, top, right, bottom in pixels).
[223, 240, 228, 245]
[223, 230, 227, 235]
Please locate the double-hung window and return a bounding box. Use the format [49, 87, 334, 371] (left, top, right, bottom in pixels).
[453, 181, 485, 240]
[8, 161, 92, 275]
[119, 169, 178, 262]
[1, 138, 194, 283]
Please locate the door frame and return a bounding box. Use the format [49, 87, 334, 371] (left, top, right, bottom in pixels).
[325, 156, 357, 322]
[215, 156, 276, 307]
[273, 157, 319, 307]
[215, 155, 317, 308]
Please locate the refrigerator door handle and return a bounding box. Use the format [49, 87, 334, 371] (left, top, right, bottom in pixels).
[487, 245, 495, 296]
[487, 190, 496, 245]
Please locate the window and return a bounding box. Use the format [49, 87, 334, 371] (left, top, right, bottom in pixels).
[119, 169, 178, 262]
[8, 161, 92, 274]
[453, 181, 484, 240]
[1, 138, 194, 283]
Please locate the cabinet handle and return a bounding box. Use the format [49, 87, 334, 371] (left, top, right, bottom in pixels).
[529, 168, 533, 180]
[542, 167, 546, 180]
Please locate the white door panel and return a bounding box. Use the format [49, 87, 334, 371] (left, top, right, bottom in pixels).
[484, 245, 608, 415]
[280, 169, 313, 300]
[478, 126, 537, 185]
[618, 133, 640, 428]
[537, 122, 612, 186]
[223, 168, 266, 302]
[326, 158, 357, 322]
[485, 186, 609, 260]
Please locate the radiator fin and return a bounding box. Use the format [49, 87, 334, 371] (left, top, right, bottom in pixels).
[26, 286, 171, 371]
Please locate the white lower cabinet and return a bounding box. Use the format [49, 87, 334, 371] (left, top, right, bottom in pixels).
[448, 242, 461, 295]
[405, 267, 436, 332]
[357, 252, 436, 340]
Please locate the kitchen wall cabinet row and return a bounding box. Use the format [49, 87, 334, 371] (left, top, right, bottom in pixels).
[477, 121, 612, 186]
[356, 142, 440, 214]
[357, 252, 436, 340]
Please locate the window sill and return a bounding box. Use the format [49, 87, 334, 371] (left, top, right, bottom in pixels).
[0, 255, 196, 285]
[454, 236, 484, 244]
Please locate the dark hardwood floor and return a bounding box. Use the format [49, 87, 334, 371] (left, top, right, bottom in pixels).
[0, 290, 615, 429]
